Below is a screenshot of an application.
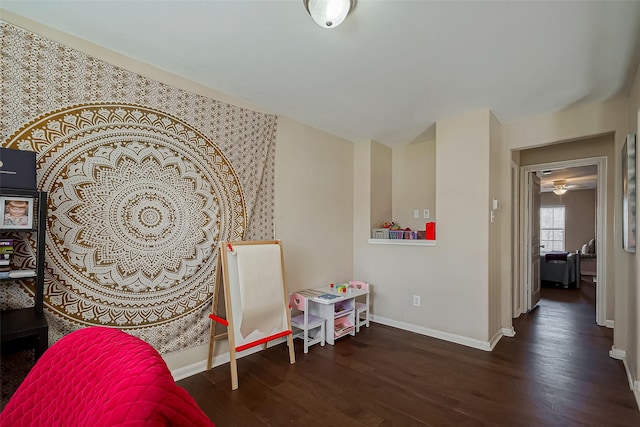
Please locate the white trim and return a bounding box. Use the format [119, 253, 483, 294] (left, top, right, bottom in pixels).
[169, 337, 288, 381]
[368, 239, 436, 246]
[171, 360, 208, 382]
[625, 363, 640, 396]
[609, 346, 626, 360]
[609, 346, 640, 410]
[370, 315, 495, 351]
[488, 329, 504, 350]
[170, 318, 506, 380]
[511, 161, 523, 317]
[502, 326, 516, 337]
[605, 319, 615, 329]
[520, 156, 607, 326]
[169, 318, 501, 382]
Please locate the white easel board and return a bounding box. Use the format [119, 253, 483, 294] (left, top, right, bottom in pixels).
[207, 240, 295, 390]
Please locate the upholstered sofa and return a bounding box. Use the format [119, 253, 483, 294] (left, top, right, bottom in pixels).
[540, 251, 581, 288]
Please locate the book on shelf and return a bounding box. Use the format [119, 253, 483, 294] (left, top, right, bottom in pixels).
[318, 293, 340, 300]
[334, 323, 354, 335]
[0, 271, 9, 279]
[0, 239, 13, 246]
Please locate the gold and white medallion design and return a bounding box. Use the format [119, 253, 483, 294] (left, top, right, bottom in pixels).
[4, 103, 246, 327]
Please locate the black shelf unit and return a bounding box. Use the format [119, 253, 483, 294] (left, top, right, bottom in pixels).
[0, 187, 48, 359]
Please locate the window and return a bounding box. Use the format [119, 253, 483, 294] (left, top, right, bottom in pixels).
[540, 206, 565, 252]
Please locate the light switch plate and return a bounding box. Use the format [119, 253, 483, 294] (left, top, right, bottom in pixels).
[423, 209, 429, 219]
[413, 209, 419, 219]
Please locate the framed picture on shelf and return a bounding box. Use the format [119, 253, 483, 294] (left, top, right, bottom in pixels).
[622, 133, 636, 253]
[0, 197, 33, 229]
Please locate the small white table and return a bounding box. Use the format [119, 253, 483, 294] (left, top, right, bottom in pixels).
[296, 286, 369, 345]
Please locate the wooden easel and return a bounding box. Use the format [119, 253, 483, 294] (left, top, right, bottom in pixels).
[207, 240, 295, 390]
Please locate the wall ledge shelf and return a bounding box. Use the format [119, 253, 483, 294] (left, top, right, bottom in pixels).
[368, 239, 436, 246]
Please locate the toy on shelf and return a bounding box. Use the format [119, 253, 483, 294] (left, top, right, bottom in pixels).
[380, 220, 402, 230]
[373, 220, 430, 240]
[329, 283, 349, 294]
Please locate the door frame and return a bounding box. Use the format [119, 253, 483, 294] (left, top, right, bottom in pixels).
[519, 156, 607, 326]
[511, 162, 521, 316]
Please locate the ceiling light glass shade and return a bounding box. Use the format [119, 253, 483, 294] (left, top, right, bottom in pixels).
[552, 180, 568, 195]
[304, 0, 352, 28]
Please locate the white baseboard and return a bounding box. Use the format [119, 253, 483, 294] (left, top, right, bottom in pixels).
[170, 337, 288, 381]
[369, 314, 495, 351]
[609, 345, 640, 411]
[609, 346, 626, 360]
[502, 327, 516, 337]
[172, 360, 209, 382]
[605, 319, 615, 329]
[488, 329, 504, 350]
[172, 318, 504, 381]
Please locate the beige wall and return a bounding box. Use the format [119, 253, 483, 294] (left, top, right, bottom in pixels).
[392, 138, 436, 230]
[489, 112, 503, 339]
[540, 189, 596, 253]
[370, 142, 392, 230]
[503, 98, 629, 152]
[274, 116, 354, 290]
[354, 110, 493, 347]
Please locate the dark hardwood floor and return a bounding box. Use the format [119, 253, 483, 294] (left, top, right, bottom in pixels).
[179, 280, 640, 426]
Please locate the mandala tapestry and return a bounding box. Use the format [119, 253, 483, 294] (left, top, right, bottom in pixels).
[0, 22, 277, 353]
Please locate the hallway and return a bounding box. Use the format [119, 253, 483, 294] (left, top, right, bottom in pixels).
[501, 280, 638, 424]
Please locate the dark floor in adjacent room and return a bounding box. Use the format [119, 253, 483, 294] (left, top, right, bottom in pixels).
[178, 280, 640, 426]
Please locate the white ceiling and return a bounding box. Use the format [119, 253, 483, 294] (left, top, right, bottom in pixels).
[2, 1, 640, 147]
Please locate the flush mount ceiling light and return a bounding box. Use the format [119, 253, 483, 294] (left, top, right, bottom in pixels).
[304, 0, 352, 28]
[552, 180, 568, 196]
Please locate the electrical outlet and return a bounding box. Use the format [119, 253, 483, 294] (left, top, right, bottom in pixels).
[423, 209, 429, 219]
[413, 209, 419, 219]
[413, 295, 421, 306]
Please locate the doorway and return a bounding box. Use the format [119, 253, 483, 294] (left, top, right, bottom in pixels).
[519, 156, 607, 326]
